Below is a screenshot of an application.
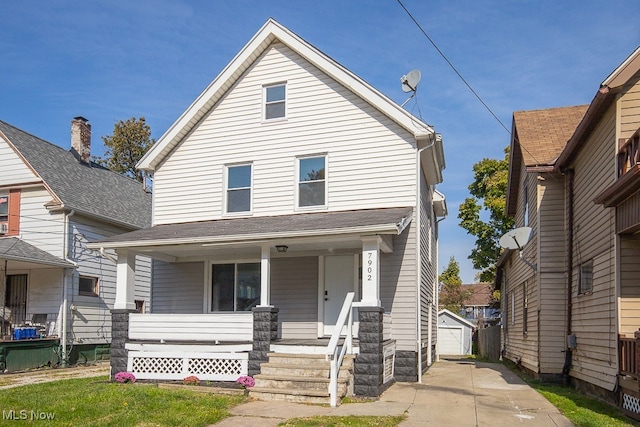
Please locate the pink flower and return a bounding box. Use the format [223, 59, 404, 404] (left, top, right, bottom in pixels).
[115, 372, 136, 383]
[236, 375, 255, 388]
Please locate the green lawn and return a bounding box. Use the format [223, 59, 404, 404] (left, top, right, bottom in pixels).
[0, 376, 245, 426]
[503, 361, 640, 427]
[0, 376, 405, 427]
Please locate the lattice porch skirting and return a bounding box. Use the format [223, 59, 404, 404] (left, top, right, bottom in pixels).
[127, 351, 249, 381]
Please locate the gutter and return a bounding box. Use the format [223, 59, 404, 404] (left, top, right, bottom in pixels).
[562, 169, 575, 384]
[62, 209, 78, 368]
[416, 134, 437, 381]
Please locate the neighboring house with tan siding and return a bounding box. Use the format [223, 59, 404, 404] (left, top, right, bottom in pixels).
[88, 19, 446, 405]
[0, 117, 151, 372]
[498, 46, 640, 416]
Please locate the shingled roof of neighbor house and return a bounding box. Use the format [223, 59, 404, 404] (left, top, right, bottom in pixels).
[0, 237, 74, 267]
[0, 120, 151, 229]
[513, 104, 589, 166]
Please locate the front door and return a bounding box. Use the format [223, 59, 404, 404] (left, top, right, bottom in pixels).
[322, 255, 356, 336]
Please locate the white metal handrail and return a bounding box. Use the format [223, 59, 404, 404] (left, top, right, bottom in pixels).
[326, 291, 355, 407]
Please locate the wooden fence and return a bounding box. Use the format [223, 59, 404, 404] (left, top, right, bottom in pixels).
[478, 325, 501, 361]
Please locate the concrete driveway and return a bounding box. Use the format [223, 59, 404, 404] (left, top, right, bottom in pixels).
[218, 358, 574, 426]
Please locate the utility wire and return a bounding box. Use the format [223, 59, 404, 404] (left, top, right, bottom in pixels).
[397, 0, 548, 168]
[397, 0, 511, 135]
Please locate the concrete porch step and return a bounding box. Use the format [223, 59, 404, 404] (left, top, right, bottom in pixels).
[250, 352, 355, 405]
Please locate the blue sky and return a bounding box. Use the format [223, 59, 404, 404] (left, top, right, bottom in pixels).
[1, 1, 638, 282]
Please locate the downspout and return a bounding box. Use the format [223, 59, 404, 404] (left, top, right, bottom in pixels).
[416, 135, 435, 382]
[62, 209, 77, 367]
[562, 170, 574, 384]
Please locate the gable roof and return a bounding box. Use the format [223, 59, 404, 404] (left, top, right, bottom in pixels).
[137, 18, 442, 182]
[0, 120, 151, 229]
[506, 105, 588, 215]
[556, 46, 640, 169]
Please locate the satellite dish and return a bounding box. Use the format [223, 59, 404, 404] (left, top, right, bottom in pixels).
[401, 69, 421, 93]
[499, 227, 533, 251]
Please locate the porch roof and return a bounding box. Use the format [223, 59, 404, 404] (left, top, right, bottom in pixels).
[88, 207, 413, 251]
[0, 237, 74, 269]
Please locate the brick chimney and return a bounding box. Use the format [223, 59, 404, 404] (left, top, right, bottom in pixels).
[71, 116, 91, 163]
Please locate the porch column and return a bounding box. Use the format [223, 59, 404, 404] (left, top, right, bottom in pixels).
[110, 309, 134, 380]
[114, 249, 136, 311]
[354, 306, 386, 397]
[249, 306, 279, 376]
[361, 237, 381, 306]
[258, 245, 271, 307]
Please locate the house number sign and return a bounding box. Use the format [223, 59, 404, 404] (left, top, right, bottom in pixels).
[363, 248, 378, 289]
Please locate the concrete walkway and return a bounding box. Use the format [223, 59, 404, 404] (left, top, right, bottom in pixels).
[214, 359, 574, 426]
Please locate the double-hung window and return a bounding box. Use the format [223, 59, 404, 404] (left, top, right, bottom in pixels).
[226, 164, 252, 213]
[297, 155, 326, 208]
[211, 263, 260, 312]
[264, 83, 286, 120]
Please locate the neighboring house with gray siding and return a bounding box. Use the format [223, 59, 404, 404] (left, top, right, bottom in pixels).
[498, 46, 640, 417]
[89, 19, 446, 404]
[0, 117, 151, 370]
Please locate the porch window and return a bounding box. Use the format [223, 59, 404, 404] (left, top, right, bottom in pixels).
[211, 263, 260, 312]
[264, 83, 286, 120]
[297, 155, 326, 208]
[226, 164, 252, 213]
[79, 275, 99, 297]
[579, 260, 593, 294]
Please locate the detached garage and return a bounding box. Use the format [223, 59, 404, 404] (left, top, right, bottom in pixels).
[437, 309, 475, 356]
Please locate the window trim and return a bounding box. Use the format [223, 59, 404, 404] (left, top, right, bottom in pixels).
[224, 163, 253, 215]
[578, 260, 594, 295]
[0, 193, 8, 230]
[78, 275, 99, 297]
[295, 154, 327, 210]
[209, 261, 261, 313]
[263, 82, 287, 121]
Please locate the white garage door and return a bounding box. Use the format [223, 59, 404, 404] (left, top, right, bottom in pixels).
[438, 326, 464, 355]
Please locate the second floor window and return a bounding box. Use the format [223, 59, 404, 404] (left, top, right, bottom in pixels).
[226, 164, 252, 213]
[264, 83, 286, 120]
[579, 260, 594, 294]
[0, 194, 7, 225]
[298, 156, 326, 208]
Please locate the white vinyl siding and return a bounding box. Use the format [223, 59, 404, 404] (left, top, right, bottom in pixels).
[271, 257, 318, 339]
[151, 261, 205, 313]
[381, 220, 417, 352]
[19, 187, 65, 257]
[0, 136, 39, 186]
[152, 42, 416, 225]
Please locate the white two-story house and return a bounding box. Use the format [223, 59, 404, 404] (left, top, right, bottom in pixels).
[90, 19, 446, 404]
[0, 117, 151, 371]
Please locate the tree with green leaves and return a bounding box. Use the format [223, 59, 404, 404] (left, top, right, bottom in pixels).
[96, 117, 155, 182]
[458, 147, 514, 283]
[439, 256, 472, 314]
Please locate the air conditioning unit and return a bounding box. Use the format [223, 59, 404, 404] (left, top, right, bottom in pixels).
[0, 223, 8, 235]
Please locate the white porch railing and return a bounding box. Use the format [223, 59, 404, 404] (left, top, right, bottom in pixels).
[128, 313, 253, 342]
[326, 292, 355, 408]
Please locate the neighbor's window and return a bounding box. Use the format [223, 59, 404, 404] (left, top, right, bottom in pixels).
[211, 263, 260, 312]
[226, 164, 252, 213]
[264, 83, 286, 120]
[523, 183, 529, 227]
[79, 275, 99, 296]
[579, 260, 594, 294]
[0, 194, 8, 224]
[297, 156, 326, 208]
[135, 300, 145, 313]
[522, 281, 528, 335]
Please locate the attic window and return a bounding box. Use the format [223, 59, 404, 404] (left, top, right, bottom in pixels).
[264, 83, 286, 120]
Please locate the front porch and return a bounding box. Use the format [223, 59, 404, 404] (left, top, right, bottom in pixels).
[112, 300, 395, 406]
